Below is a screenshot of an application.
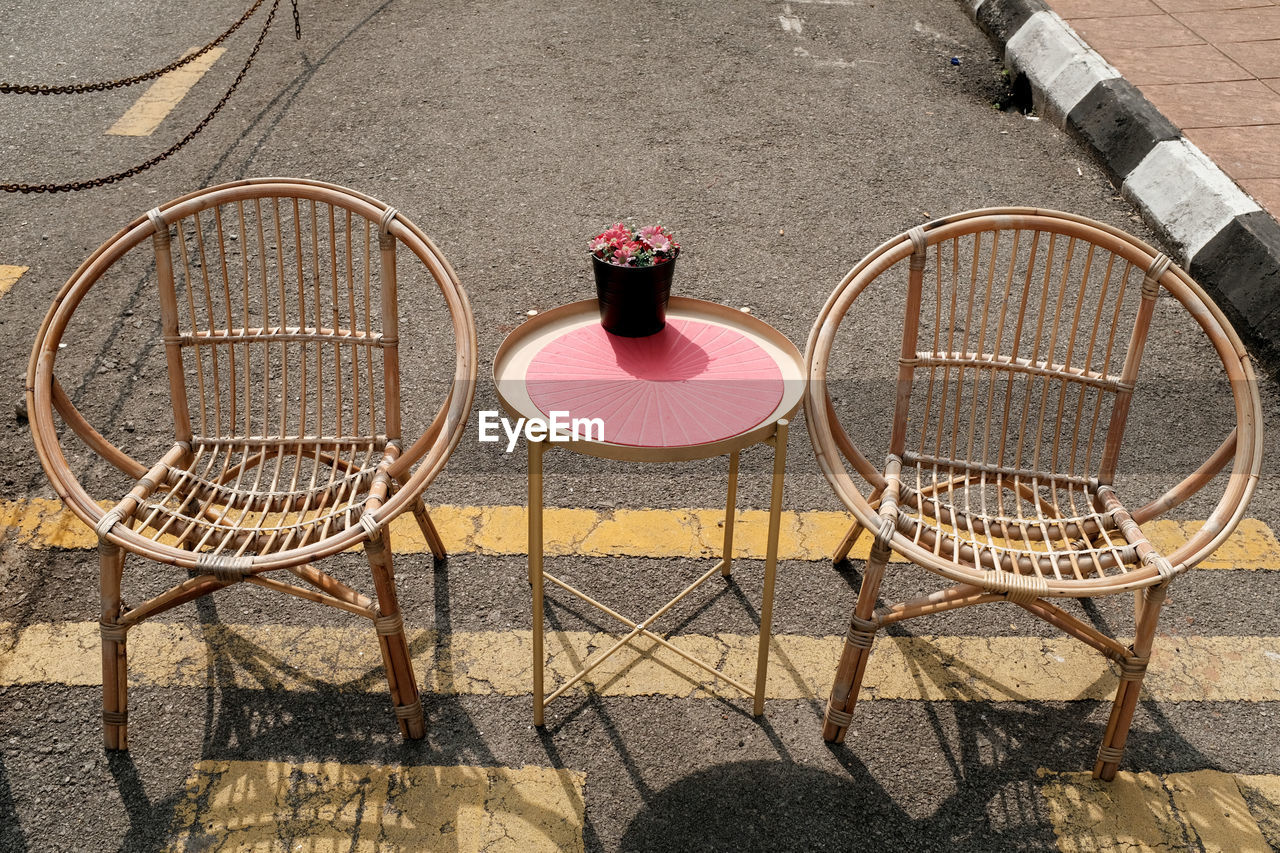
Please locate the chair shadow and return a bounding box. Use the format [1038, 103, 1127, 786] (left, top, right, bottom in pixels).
[587, 557, 1220, 852]
[0, 750, 26, 852]
[108, 546, 521, 851]
[619, 692, 1222, 853]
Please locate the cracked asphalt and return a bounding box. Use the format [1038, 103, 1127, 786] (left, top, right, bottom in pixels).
[1, 0, 1279, 850]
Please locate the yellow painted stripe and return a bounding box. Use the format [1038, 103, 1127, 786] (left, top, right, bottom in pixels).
[0, 265, 28, 297]
[167, 759, 585, 852]
[1040, 769, 1280, 852]
[2, 497, 1277, 568]
[4, 621, 1280, 703]
[106, 47, 226, 137]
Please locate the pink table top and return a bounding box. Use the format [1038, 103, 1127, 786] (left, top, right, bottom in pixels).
[525, 317, 785, 447]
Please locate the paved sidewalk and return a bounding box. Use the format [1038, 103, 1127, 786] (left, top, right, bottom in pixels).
[1052, 0, 1280, 220]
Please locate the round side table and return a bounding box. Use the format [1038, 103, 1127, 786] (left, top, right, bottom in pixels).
[494, 296, 804, 724]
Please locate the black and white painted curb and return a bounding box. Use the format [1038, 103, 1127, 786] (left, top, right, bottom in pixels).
[965, 0, 1280, 365]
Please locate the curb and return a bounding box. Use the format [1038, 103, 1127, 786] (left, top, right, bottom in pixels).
[964, 0, 1280, 367]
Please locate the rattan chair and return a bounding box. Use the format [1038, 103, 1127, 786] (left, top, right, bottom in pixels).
[27, 178, 477, 749]
[805, 208, 1262, 779]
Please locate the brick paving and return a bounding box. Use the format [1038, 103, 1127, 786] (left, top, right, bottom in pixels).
[1048, 0, 1280, 219]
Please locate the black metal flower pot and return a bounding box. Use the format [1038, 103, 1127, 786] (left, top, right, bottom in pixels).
[592, 255, 676, 337]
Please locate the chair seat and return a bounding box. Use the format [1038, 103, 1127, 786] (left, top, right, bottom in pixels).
[894, 463, 1142, 583]
[130, 437, 392, 560]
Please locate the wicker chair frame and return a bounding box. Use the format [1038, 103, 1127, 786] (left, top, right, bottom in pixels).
[27, 178, 478, 749]
[805, 208, 1262, 780]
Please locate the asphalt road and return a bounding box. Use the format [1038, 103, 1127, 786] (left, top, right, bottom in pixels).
[1, 0, 1278, 851]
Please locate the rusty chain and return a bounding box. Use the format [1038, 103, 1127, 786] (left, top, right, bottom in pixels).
[2, 0, 301, 194]
[0, 0, 270, 95]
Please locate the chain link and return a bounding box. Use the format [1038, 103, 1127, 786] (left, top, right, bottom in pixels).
[293, 0, 302, 40]
[0, 0, 268, 96]
[2, 0, 282, 194]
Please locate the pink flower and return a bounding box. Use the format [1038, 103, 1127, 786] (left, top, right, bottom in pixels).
[638, 226, 671, 253]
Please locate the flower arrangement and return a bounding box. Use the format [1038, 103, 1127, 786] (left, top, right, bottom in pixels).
[589, 222, 680, 268]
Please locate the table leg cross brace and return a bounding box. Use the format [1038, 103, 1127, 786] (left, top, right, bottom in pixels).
[540, 559, 755, 706]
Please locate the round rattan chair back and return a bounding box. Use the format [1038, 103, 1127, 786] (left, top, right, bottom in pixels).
[806, 207, 1261, 597]
[29, 178, 476, 570]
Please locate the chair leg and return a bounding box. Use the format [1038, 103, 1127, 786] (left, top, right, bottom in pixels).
[832, 520, 864, 564]
[833, 485, 882, 564]
[99, 540, 129, 751]
[365, 533, 425, 740]
[1094, 583, 1168, 780]
[412, 497, 447, 560]
[823, 541, 889, 743]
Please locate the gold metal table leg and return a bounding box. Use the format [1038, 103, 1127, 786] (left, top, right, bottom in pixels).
[721, 450, 739, 576]
[528, 437, 546, 726]
[528, 421, 790, 723]
[754, 418, 789, 716]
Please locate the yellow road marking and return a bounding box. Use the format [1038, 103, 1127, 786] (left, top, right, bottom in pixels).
[4, 620, 1279, 703]
[106, 47, 226, 137]
[0, 265, 28, 298]
[167, 760, 585, 853]
[1041, 769, 1280, 852]
[1237, 776, 1280, 851]
[2, 497, 1277, 568]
